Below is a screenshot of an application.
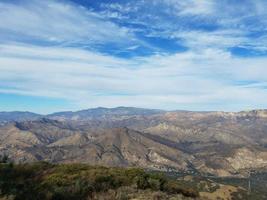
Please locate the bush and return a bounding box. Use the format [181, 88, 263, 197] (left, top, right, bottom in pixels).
[94, 175, 117, 192]
[0, 154, 9, 163]
[136, 174, 150, 190]
[148, 178, 161, 190]
[0, 163, 199, 200]
[162, 180, 199, 197]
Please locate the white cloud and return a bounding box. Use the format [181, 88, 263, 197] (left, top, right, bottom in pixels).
[164, 0, 215, 16]
[100, 0, 267, 53]
[1, 0, 267, 111]
[0, 0, 133, 46]
[1, 43, 267, 111]
[169, 29, 245, 50]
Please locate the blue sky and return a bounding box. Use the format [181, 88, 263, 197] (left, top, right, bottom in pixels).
[1, 0, 267, 113]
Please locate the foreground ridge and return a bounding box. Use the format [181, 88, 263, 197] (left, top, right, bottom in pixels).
[1, 162, 257, 200]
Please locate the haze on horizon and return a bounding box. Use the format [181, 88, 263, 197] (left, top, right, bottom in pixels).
[1, 0, 267, 114]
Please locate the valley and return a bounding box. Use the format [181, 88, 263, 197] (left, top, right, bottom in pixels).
[1, 107, 267, 178]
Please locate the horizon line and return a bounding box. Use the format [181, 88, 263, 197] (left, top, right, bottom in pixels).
[0, 106, 266, 115]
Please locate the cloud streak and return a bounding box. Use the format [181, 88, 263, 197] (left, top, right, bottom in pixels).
[1, 43, 267, 111]
[0, 0, 135, 48]
[0, 0, 267, 112]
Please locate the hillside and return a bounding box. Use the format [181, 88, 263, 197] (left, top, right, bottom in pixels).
[0, 162, 254, 200]
[0, 107, 267, 178]
[0, 111, 41, 126]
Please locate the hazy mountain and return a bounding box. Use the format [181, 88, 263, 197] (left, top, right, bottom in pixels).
[47, 106, 164, 121]
[0, 107, 267, 177]
[0, 111, 42, 125]
[0, 107, 163, 123]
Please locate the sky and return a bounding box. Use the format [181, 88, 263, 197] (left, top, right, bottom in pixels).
[1, 0, 267, 113]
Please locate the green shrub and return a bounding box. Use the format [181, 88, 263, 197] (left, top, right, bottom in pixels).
[136, 174, 150, 189]
[162, 180, 199, 197]
[0, 154, 9, 163]
[0, 162, 199, 200]
[148, 178, 161, 190]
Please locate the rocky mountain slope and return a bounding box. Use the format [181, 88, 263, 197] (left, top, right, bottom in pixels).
[0, 107, 267, 177]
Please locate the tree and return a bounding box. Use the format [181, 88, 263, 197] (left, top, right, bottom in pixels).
[0, 154, 9, 163]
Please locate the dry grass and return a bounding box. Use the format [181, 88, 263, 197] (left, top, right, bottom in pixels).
[200, 184, 238, 200]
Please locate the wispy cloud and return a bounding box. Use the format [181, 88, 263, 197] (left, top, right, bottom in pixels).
[99, 0, 267, 54]
[0, 0, 267, 111]
[1, 43, 267, 111]
[0, 0, 134, 48]
[163, 0, 215, 16]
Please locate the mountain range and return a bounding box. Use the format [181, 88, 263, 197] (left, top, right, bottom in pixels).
[1, 107, 267, 177]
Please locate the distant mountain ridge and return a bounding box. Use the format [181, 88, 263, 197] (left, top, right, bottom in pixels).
[0, 111, 41, 125]
[1, 107, 267, 123]
[0, 107, 164, 123]
[47, 106, 165, 121]
[1, 107, 267, 177]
